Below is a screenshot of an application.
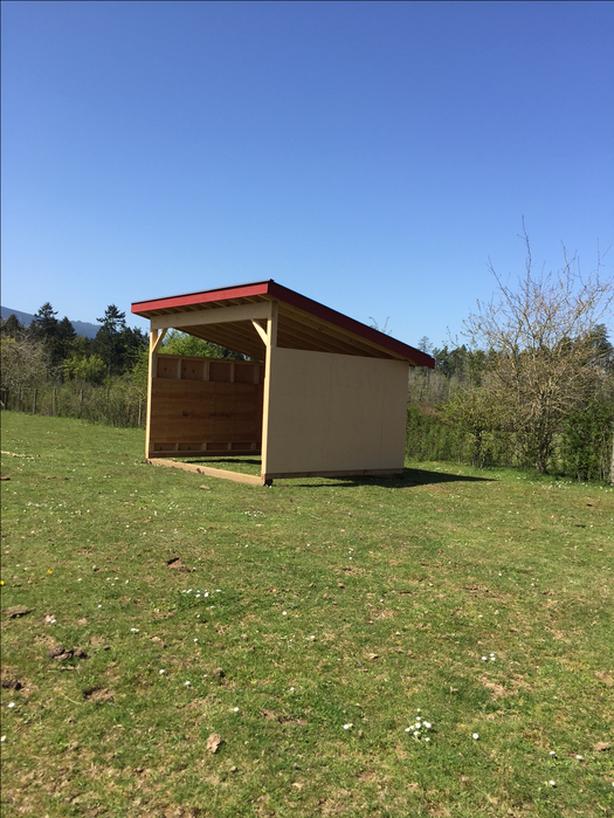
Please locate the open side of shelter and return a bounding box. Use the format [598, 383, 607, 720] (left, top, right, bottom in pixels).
[131, 280, 435, 486]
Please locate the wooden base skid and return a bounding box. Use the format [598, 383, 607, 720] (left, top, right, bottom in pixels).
[147, 458, 265, 486]
[263, 468, 404, 479]
[147, 458, 403, 487]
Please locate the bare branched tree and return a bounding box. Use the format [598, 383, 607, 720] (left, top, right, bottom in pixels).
[465, 226, 613, 472]
[0, 336, 49, 406]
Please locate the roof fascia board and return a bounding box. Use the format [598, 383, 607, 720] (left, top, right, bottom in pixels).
[131, 281, 272, 315]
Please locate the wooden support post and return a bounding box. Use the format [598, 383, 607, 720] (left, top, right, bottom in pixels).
[144, 326, 167, 458]
[260, 302, 278, 483]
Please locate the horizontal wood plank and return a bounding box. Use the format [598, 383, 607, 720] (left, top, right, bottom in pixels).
[148, 458, 264, 486]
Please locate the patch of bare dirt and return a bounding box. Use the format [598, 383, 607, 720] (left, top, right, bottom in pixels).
[166, 557, 193, 572]
[89, 635, 110, 650]
[261, 709, 307, 726]
[4, 605, 33, 619]
[206, 732, 222, 754]
[48, 640, 88, 661]
[595, 670, 614, 687]
[83, 686, 114, 702]
[1, 676, 23, 690]
[480, 676, 510, 699]
[373, 608, 395, 620]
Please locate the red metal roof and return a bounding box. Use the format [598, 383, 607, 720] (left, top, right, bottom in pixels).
[131, 279, 435, 368]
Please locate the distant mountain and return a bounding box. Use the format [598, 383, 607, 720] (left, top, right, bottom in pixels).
[1, 306, 100, 339]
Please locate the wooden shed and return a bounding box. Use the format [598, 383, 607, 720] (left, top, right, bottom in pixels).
[131, 280, 435, 485]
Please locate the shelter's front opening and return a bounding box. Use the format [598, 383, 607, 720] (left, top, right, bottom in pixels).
[149, 354, 265, 459]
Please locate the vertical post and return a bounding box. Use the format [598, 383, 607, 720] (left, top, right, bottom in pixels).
[145, 328, 157, 459]
[144, 326, 167, 459]
[260, 302, 278, 484]
[32, 388, 38, 414]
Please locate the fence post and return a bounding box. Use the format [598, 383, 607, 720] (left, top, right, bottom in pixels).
[79, 388, 84, 418]
[18, 386, 23, 411]
[610, 424, 614, 486]
[52, 387, 57, 416]
[32, 388, 37, 414]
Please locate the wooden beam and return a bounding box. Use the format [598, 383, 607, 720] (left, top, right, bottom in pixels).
[263, 468, 404, 479]
[251, 319, 268, 345]
[259, 302, 278, 481]
[148, 458, 265, 486]
[151, 327, 167, 354]
[151, 301, 271, 331]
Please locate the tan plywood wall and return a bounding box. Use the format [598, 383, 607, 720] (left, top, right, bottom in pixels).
[264, 348, 409, 476]
[149, 354, 264, 457]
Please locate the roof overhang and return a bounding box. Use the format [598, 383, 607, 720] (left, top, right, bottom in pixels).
[131, 279, 435, 368]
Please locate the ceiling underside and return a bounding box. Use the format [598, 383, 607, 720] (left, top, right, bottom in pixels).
[148, 297, 413, 362]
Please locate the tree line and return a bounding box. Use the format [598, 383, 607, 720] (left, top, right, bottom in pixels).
[1, 238, 613, 482]
[0, 302, 245, 426]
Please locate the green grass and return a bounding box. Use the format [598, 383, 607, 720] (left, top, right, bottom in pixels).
[1, 411, 612, 818]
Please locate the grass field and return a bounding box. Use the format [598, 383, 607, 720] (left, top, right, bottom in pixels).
[1, 411, 612, 818]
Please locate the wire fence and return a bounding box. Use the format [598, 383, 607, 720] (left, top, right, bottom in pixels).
[0, 381, 145, 428]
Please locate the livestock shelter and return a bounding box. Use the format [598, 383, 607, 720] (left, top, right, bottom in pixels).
[131, 280, 435, 486]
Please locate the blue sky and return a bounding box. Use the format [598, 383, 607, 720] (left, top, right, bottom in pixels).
[2, 1, 613, 346]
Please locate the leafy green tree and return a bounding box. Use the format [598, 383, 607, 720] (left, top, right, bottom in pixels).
[161, 330, 231, 359]
[443, 384, 500, 466]
[63, 353, 107, 385]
